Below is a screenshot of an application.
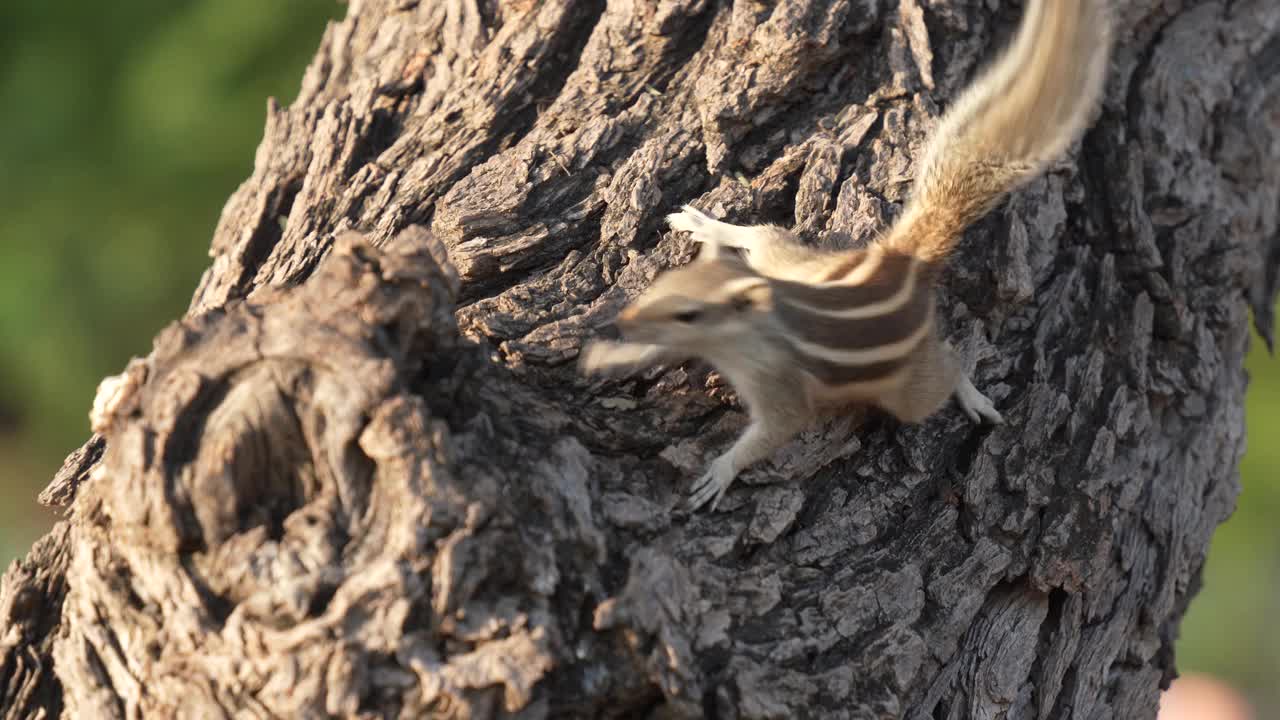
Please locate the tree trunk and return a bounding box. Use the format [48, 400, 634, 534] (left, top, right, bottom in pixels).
[4, 0, 1279, 717]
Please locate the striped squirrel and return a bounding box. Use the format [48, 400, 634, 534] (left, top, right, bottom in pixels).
[580, 0, 1113, 511]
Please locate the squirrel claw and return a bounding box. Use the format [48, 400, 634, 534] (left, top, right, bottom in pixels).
[686, 455, 737, 512]
[955, 374, 1003, 425]
[666, 205, 713, 238]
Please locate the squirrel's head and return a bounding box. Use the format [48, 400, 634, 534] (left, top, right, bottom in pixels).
[614, 255, 773, 350]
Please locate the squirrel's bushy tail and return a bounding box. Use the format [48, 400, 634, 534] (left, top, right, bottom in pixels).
[882, 0, 1113, 263]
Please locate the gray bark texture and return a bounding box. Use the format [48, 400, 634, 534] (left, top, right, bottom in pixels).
[4, 0, 1280, 718]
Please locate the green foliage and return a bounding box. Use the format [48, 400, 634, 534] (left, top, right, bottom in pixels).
[1178, 335, 1280, 706]
[0, 0, 341, 559]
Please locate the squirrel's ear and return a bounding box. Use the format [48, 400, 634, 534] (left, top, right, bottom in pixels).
[727, 279, 772, 313]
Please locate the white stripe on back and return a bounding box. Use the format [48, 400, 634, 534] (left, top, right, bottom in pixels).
[787, 305, 934, 364]
[815, 247, 884, 287]
[782, 259, 919, 319]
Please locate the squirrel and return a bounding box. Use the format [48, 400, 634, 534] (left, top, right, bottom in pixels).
[580, 0, 1114, 512]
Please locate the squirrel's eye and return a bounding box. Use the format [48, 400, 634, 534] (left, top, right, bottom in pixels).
[673, 310, 701, 323]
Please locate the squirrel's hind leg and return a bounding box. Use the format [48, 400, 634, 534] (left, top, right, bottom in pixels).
[953, 371, 1003, 424]
[666, 205, 756, 264]
[667, 205, 834, 280]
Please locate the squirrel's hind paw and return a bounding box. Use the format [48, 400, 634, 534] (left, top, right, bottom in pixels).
[666, 205, 715, 238]
[954, 374, 1004, 425]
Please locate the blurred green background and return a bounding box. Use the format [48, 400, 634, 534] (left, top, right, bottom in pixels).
[0, 0, 1275, 715]
[0, 0, 342, 556]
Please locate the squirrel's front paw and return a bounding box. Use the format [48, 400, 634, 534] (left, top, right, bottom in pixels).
[578, 341, 646, 379]
[578, 341, 625, 376]
[685, 455, 738, 512]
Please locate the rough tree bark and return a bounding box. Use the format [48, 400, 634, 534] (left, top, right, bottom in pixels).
[3, 0, 1279, 717]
